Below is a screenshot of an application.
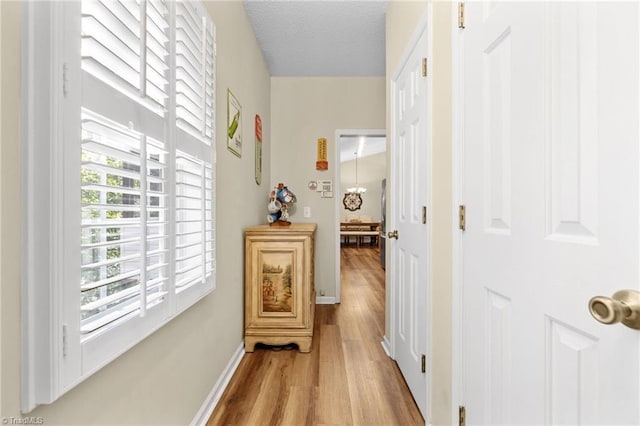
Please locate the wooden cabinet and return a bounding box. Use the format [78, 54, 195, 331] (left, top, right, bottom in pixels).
[244, 223, 316, 353]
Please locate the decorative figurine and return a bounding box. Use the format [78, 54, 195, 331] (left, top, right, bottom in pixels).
[267, 183, 297, 226]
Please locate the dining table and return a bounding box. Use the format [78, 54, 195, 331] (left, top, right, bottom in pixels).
[340, 221, 381, 231]
[340, 221, 381, 248]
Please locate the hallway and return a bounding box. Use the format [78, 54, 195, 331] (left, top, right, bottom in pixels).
[208, 246, 423, 425]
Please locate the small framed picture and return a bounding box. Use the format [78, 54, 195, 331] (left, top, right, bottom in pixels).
[255, 114, 262, 185]
[227, 89, 242, 157]
[308, 181, 318, 191]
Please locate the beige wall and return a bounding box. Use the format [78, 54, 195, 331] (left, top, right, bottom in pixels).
[340, 152, 386, 220]
[386, 1, 452, 425]
[270, 77, 385, 299]
[1, 1, 271, 424]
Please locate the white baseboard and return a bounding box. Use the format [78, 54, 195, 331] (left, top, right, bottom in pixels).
[381, 336, 392, 358]
[190, 342, 245, 426]
[315, 296, 336, 304]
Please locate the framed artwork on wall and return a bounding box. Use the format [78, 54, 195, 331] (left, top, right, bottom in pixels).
[227, 89, 242, 157]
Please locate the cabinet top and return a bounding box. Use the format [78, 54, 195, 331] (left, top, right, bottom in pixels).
[245, 223, 317, 235]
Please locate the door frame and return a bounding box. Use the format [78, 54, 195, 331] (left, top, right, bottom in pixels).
[333, 128, 386, 304]
[450, 1, 464, 422]
[388, 6, 433, 422]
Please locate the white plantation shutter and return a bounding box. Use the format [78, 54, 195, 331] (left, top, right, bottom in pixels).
[175, 152, 214, 292]
[144, 0, 170, 107]
[81, 0, 169, 113]
[80, 0, 172, 341]
[23, 1, 216, 410]
[175, 1, 215, 143]
[80, 109, 169, 335]
[173, 1, 216, 310]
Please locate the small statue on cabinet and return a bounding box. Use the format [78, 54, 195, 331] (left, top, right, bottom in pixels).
[267, 183, 297, 226]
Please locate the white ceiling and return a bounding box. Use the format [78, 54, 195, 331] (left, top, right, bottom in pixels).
[243, 0, 388, 76]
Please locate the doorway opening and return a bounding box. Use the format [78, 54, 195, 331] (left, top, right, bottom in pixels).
[333, 129, 386, 303]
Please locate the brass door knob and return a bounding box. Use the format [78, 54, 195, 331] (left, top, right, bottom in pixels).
[387, 230, 399, 239]
[589, 290, 640, 330]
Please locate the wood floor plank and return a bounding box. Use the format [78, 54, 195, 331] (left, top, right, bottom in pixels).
[281, 385, 317, 425]
[317, 324, 353, 425]
[208, 246, 423, 425]
[342, 339, 390, 426]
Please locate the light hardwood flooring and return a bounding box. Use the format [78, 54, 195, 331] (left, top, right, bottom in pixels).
[207, 246, 423, 425]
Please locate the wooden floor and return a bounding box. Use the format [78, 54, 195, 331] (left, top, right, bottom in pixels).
[208, 246, 423, 426]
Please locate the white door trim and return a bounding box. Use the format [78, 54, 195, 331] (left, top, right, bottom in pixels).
[388, 5, 432, 423]
[333, 128, 386, 304]
[450, 1, 464, 422]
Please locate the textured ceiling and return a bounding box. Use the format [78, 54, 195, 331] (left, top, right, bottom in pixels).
[243, 0, 388, 76]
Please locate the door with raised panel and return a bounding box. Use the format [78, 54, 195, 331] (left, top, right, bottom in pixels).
[461, 2, 640, 423]
[391, 24, 429, 418]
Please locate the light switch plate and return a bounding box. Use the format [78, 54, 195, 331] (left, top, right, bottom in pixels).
[303, 206, 311, 217]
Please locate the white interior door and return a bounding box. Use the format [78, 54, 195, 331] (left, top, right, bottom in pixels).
[461, 2, 640, 424]
[391, 25, 429, 419]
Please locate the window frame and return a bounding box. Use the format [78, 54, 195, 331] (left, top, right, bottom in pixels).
[21, 0, 217, 412]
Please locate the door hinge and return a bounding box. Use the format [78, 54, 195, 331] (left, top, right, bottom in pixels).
[62, 63, 69, 97]
[62, 324, 68, 357]
[422, 57, 428, 77]
[421, 354, 426, 373]
[458, 2, 466, 29]
[422, 206, 427, 224]
[459, 405, 466, 426]
[458, 205, 466, 231]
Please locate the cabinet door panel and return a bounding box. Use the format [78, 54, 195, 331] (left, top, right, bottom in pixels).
[246, 239, 308, 329]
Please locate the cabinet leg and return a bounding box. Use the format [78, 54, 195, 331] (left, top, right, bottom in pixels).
[244, 338, 257, 353]
[296, 337, 312, 353]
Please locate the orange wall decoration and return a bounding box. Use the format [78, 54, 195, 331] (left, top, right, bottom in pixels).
[316, 137, 328, 170]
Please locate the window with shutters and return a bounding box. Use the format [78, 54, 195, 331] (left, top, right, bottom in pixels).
[22, 0, 216, 411]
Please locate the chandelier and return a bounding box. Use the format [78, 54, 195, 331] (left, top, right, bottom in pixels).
[343, 147, 366, 211]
